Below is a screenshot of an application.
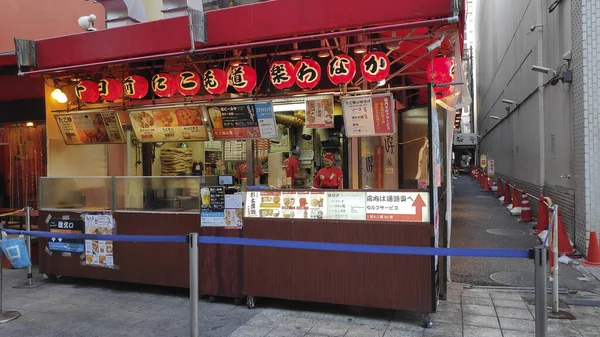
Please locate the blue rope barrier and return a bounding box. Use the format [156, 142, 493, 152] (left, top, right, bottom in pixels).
[1, 229, 531, 258]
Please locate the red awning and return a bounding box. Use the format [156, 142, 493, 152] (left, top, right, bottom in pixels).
[31, 0, 454, 72]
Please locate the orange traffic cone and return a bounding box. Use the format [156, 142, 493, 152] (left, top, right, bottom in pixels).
[556, 211, 576, 255]
[534, 195, 548, 234]
[583, 232, 600, 266]
[518, 191, 533, 222]
[482, 175, 491, 191]
[509, 185, 522, 214]
[497, 179, 504, 198]
[503, 181, 512, 205]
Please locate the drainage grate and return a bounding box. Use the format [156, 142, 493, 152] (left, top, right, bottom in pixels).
[486, 228, 526, 236]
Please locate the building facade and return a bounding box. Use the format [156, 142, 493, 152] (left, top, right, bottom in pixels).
[475, 0, 600, 254]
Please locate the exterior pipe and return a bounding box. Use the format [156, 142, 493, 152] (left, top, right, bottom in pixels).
[19, 15, 458, 76]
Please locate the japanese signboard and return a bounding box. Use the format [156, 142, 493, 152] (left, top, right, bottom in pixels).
[432, 100, 442, 188]
[327, 54, 356, 86]
[48, 218, 85, 253]
[269, 61, 295, 90]
[200, 186, 226, 226]
[453, 133, 478, 146]
[365, 192, 430, 222]
[487, 159, 495, 176]
[84, 214, 115, 268]
[341, 94, 395, 137]
[480, 154, 488, 168]
[305, 95, 335, 129]
[244, 191, 327, 219]
[326, 191, 366, 220]
[129, 106, 209, 143]
[55, 110, 126, 145]
[205, 101, 277, 140]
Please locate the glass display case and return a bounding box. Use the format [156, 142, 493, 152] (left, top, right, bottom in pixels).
[39, 176, 113, 211]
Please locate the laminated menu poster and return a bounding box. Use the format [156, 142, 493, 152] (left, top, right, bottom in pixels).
[200, 192, 244, 229]
[205, 101, 277, 140]
[365, 192, 430, 222]
[244, 191, 328, 219]
[48, 218, 85, 253]
[129, 106, 209, 142]
[341, 94, 395, 137]
[55, 110, 126, 145]
[305, 95, 335, 129]
[83, 214, 115, 268]
[326, 191, 367, 220]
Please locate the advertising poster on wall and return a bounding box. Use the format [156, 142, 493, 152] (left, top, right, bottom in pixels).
[365, 192, 430, 222]
[200, 186, 226, 226]
[48, 218, 85, 253]
[341, 94, 395, 137]
[55, 110, 126, 145]
[305, 95, 335, 129]
[205, 101, 277, 140]
[84, 214, 115, 268]
[129, 106, 209, 142]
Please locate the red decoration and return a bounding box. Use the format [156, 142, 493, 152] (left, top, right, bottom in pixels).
[203, 68, 228, 95]
[151, 73, 177, 98]
[98, 78, 123, 102]
[269, 61, 295, 90]
[176, 71, 201, 96]
[327, 54, 356, 85]
[294, 59, 321, 89]
[228, 65, 257, 93]
[427, 57, 456, 99]
[360, 52, 390, 83]
[75, 80, 100, 103]
[123, 75, 148, 99]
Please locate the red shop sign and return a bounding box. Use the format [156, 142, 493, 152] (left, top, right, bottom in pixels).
[152, 73, 177, 98]
[98, 78, 123, 102]
[327, 54, 356, 85]
[360, 52, 390, 83]
[176, 71, 201, 96]
[75, 80, 100, 103]
[269, 61, 295, 90]
[203, 68, 228, 95]
[295, 59, 321, 89]
[228, 65, 257, 93]
[123, 75, 149, 99]
[428, 57, 456, 99]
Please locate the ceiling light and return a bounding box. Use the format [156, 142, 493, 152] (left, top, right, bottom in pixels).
[354, 46, 367, 54]
[531, 65, 555, 75]
[378, 79, 386, 87]
[26, 122, 34, 127]
[291, 53, 303, 61]
[490, 115, 500, 120]
[51, 88, 68, 103]
[318, 50, 330, 58]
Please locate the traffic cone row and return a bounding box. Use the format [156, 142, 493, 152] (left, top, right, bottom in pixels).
[534, 196, 548, 234]
[518, 191, 533, 222]
[583, 232, 600, 267]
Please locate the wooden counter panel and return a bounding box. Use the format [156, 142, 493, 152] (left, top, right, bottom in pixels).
[243, 218, 434, 312]
[198, 227, 243, 298]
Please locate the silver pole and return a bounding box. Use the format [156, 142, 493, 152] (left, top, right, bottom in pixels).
[534, 246, 547, 337]
[25, 207, 32, 286]
[0, 225, 21, 323]
[552, 206, 559, 313]
[189, 233, 199, 337]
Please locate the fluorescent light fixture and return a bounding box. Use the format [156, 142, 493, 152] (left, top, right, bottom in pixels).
[26, 122, 34, 127]
[273, 103, 306, 112]
[531, 65, 555, 75]
[490, 115, 500, 120]
[501, 99, 515, 105]
[51, 88, 68, 103]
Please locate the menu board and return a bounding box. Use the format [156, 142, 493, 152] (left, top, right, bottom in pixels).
[326, 191, 367, 220]
[129, 106, 209, 143]
[205, 101, 277, 140]
[200, 186, 226, 226]
[244, 191, 327, 219]
[341, 94, 395, 137]
[305, 96, 335, 129]
[84, 214, 115, 268]
[55, 110, 126, 145]
[365, 192, 429, 222]
[48, 218, 85, 253]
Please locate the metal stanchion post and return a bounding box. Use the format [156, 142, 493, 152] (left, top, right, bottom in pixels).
[25, 207, 32, 286]
[534, 246, 547, 337]
[189, 233, 199, 337]
[0, 234, 21, 323]
[552, 206, 559, 314]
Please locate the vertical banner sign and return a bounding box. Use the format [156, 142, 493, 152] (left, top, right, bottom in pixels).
[84, 214, 115, 268]
[487, 159, 495, 176]
[48, 219, 85, 253]
[342, 94, 395, 137]
[205, 101, 278, 140]
[305, 95, 335, 129]
[432, 105, 442, 188]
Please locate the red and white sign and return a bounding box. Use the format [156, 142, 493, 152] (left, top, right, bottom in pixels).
[152, 73, 177, 98]
[480, 154, 488, 168]
[176, 71, 201, 96]
[123, 75, 149, 99]
[365, 192, 429, 222]
[203, 68, 228, 95]
[98, 78, 123, 102]
[294, 59, 321, 89]
[75, 80, 100, 103]
[228, 65, 257, 93]
[341, 93, 395, 137]
[327, 54, 356, 85]
[360, 52, 390, 83]
[269, 61, 295, 90]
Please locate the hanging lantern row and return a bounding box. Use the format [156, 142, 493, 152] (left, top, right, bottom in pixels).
[427, 56, 456, 99]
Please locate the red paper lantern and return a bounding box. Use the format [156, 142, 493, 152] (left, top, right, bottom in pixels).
[151, 73, 177, 98]
[203, 68, 228, 95]
[294, 59, 321, 89]
[228, 65, 257, 93]
[176, 71, 201, 96]
[269, 61, 295, 90]
[360, 52, 390, 83]
[327, 54, 356, 85]
[427, 57, 456, 99]
[123, 75, 149, 99]
[75, 80, 100, 103]
[98, 78, 123, 102]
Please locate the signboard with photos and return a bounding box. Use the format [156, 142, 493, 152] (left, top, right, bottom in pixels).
[55, 110, 126, 145]
[204, 101, 278, 140]
[129, 106, 209, 143]
[341, 93, 396, 137]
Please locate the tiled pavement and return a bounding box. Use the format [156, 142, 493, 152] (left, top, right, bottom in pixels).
[1, 267, 599, 337]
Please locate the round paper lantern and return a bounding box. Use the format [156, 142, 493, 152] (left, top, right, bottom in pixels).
[75, 80, 100, 103]
[269, 61, 295, 90]
[151, 73, 177, 98]
[203, 68, 228, 95]
[228, 65, 257, 93]
[294, 59, 321, 89]
[327, 54, 356, 85]
[360, 52, 390, 83]
[176, 70, 201, 96]
[123, 75, 149, 99]
[98, 78, 123, 102]
[427, 57, 456, 99]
